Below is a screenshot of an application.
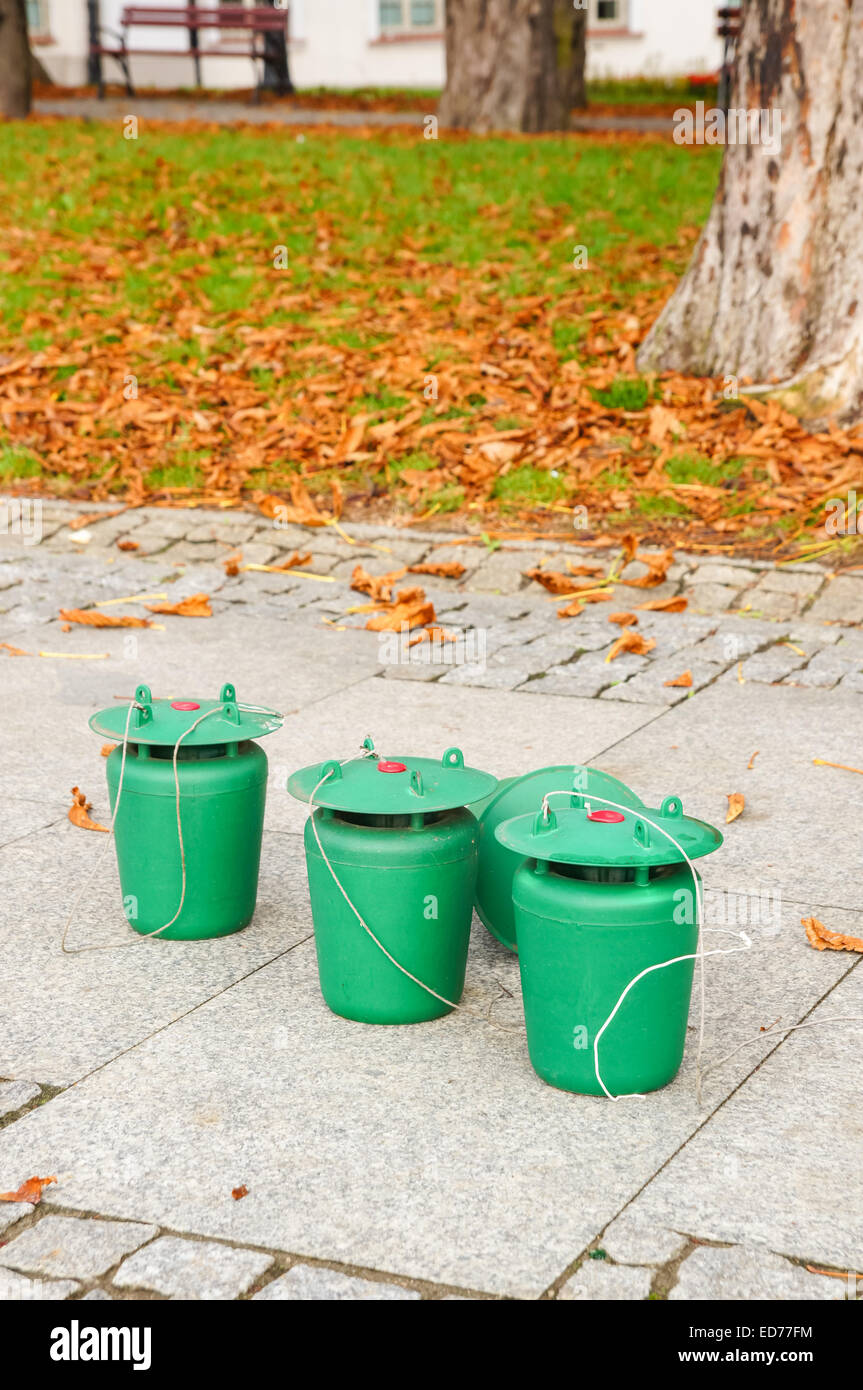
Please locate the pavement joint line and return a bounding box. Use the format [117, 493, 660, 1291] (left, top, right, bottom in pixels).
[46, 933, 315, 1098]
[14, 1205, 500, 1301]
[541, 953, 863, 1300]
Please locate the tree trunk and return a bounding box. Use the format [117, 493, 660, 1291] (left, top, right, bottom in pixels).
[0, 0, 31, 119]
[439, 0, 570, 133]
[555, 0, 587, 111]
[637, 0, 863, 430]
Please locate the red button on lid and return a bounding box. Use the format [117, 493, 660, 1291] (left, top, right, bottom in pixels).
[377, 761, 407, 774]
[171, 700, 200, 711]
[587, 809, 625, 824]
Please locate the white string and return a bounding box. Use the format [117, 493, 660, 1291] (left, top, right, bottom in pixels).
[61, 703, 223, 954]
[307, 748, 523, 1031]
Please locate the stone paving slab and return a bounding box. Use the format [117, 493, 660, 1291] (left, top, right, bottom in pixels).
[559, 1260, 653, 1301]
[113, 1235, 272, 1300]
[0, 1213, 157, 1280]
[0, 1268, 79, 1301]
[0, 902, 857, 1299]
[668, 1246, 845, 1301]
[253, 1265, 421, 1301]
[260, 673, 664, 837]
[593, 681, 863, 910]
[614, 963, 863, 1274]
[0, 824, 311, 1084]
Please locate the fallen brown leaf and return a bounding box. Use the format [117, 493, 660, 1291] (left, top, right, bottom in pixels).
[59, 609, 153, 629]
[0, 1175, 56, 1205]
[69, 786, 109, 833]
[351, 563, 408, 603]
[637, 595, 688, 613]
[273, 550, 313, 572]
[726, 793, 745, 824]
[606, 629, 656, 661]
[232, 1185, 249, 1201]
[802, 916, 863, 954]
[116, 539, 139, 552]
[408, 561, 466, 579]
[525, 567, 595, 596]
[0, 641, 30, 656]
[747, 750, 760, 770]
[664, 671, 693, 688]
[146, 593, 212, 618]
[608, 611, 639, 626]
[100, 743, 117, 757]
[621, 548, 675, 589]
[223, 550, 243, 577]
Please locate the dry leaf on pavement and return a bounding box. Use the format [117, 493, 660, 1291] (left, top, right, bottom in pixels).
[0, 1175, 57, 1205]
[146, 593, 212, 618]
[726, 793, 745, 823]
[69, 787, 109, 833]
[606, 629, 656, 661]
[408, 561, 466, 579]
[637, 595, 688, 612]
[664, 671, 693, 688]
[60, 609, 153, 629]
[609, 611, 639, 625]
[802, 916, 863, 953]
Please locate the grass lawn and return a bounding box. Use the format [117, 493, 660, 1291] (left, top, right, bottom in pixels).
[0, 118, 848, 550]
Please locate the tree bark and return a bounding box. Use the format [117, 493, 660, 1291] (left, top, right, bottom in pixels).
[439, 0, 574, 133]
[0, 0, 31, 118]
[555, 0, 587, 111]
[637, 0, 863, 430]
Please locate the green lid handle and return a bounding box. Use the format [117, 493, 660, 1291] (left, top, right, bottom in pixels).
[442, 747, 464, 769]
[362, 735, 375, 753]
[133, 684, 153, 729]
[634, 818, 651, 849]
[222, 700, 240, 725]
[220, 682, 237, 703]
[320, 760, 342, 782]
[661, 795, 683, 819]
[570, 766, 589, 806]
[534, 806, 558, 835]
[410, 768, 425, 797]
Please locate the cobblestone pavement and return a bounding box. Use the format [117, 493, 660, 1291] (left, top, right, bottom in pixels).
[1, 498, 862, 1301]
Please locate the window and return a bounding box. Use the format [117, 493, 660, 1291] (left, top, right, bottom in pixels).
[592, 0, 628, 25]
[26, 0, 49, 36]
[379, 0, 444, 35]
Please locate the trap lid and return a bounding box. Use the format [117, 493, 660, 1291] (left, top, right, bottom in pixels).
[495, 794, 722, 869]
[287, 738, 497, 815]
[89, 683, 282, 748]
[474, 765, 646, 951]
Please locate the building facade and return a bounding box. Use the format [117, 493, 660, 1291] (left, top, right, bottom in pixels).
[32, 2, 724, 92]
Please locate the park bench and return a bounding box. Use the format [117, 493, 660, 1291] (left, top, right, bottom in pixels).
[90, 5, 290, 101]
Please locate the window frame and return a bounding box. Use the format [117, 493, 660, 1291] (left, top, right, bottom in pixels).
[591, 0, 629, 28]
[26, 0, 50, 38]
[378, 0, 444, 38]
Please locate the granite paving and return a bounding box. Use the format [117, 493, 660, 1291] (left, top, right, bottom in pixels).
[0, 499, 861, 1301]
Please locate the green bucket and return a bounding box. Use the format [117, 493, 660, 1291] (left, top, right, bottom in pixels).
[90, 683, 282, 941]
[474, 764, 645, 951]
[289, 741, 497, 1024]
[496, 795, 723, 1095]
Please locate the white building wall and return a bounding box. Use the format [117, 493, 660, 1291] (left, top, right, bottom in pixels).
[35, 0, 719, 92]
[587, 0, 724, 81]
